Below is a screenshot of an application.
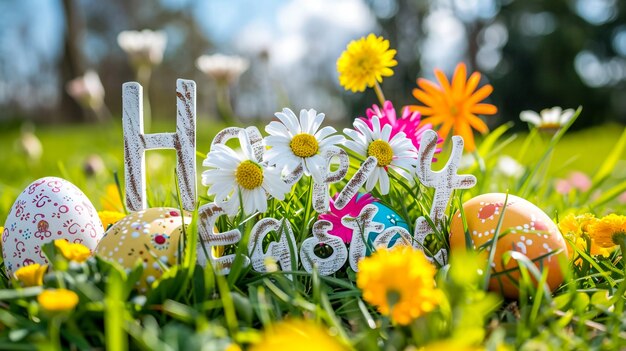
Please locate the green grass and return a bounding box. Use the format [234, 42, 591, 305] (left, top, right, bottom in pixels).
[2, 121, 625, 220]
[0, 120, 225, 220]
[1, 117, 626, 350]
[501, 123, 626, 177]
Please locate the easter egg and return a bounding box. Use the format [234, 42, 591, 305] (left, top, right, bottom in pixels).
[449, 193, 569, 299]
[95, 207, 191, 292]
[2, 177, 104, 275]
[367, 200, 410, 247]
[319, 193, 409, 254]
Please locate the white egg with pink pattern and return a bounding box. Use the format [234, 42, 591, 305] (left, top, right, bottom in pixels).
[2, 177, 104, 275]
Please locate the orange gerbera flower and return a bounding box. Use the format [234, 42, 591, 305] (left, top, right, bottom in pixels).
[411, 63, 497, 152]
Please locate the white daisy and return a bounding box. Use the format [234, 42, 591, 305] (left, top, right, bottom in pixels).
[343, 116, 417, 195]
[117, 29, 167, 67]
[264, 108, 344, 182]
[202, 130, 291, 215]
[496, 155, 525, 178]
[196, 54, 249, 84]
[520, 107, 575, 132]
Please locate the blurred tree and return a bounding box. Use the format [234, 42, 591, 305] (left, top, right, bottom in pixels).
[365, 0, 626, 129]
[79, 0, 214, 124]
[59, 0, 86, 123]
[0, 0, 214, 124]
[494, 0, 626, 128]
[1, 0, 625, 128]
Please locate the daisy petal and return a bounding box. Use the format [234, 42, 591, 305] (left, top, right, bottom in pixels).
[275, 108, 300, 135]
[379, 170, 390, 195]
[520, 111, 542, 126]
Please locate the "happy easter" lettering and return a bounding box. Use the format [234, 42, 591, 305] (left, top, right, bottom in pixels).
[122, 80, 476, 276]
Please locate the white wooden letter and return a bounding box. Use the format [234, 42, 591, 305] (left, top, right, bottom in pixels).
[123, 79, 197, 211]
[211, 126, 264, 162]
[373, 226, 413, 249]
[312, 146, 350, 213]
[342, 204, 384, 271]
[248, 218, 298, 279]
[196, 202, 248, 275]
[300, 220, 348, 275]
[334, 156, 378, 210]
[414, 130, 476, 265]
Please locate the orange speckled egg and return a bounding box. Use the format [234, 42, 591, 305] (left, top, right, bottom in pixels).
[96, 207, 191, 292]
[449, 193, 568, 299]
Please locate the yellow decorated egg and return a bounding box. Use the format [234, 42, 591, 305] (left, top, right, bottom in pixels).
[449, 193, 568, 299]
[96, 207, 190, 292]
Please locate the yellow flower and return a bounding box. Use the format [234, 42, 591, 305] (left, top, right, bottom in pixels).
[14, 263, 47, 287]
[225, 343, 242, 351]
[250, 319, 348, 351]
[101, 184, 124, 212]
[337, 34, 397, 93]
[38, 289, 79, 312]
[588, 214, 626, 249]
[419, 340, 485, 351]
[558, 213, 614, 258]
[357, 246, 442, 325]
[411, 62, 498, 152]
[98, 210, 126, 230]
[54, 239, 92, 262]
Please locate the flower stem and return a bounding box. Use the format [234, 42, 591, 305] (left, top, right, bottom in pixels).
[611, 233, 626, 337]
[614, 233, 626, 277]
[373, 81, 386, 107]
[49, 316, 62, 351]
[217, 81, 236, 125]
[472, 150, 486, 176]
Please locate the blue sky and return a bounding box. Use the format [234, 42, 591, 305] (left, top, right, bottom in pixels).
[192, 0, 284, 46]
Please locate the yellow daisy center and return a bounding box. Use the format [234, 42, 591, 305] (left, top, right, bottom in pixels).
[290, 133, 319, 158]
[235, 160, 264, 190]
[354, 55, 378, 77]
[368, 140, 393, 167]
[538, 123, 561, 134]
[356, 246, 441, 326]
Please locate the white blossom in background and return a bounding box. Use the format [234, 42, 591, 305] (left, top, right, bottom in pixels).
[520, 107, 575, 132]
[16, 130, 42, 161]
[196, 54, 250, 124]
[66, 70, 105, 111]
[117, 29, 167, 67]
[496, 155, 525, 178]
[196, 54, 250, 84]
[83, 154, 106, 176]
[117, 29, 167, 131]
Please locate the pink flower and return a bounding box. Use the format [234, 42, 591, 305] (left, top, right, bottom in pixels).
[568, 171, 591, 192]
[619, 191, 626, 204]
[555, 179, 572, 195]
[318, 193, 376, 243]
[360, 100, 441, 154]
[555, 171, 592, 195]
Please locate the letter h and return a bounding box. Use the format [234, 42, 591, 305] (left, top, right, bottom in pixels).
[122, 79, 197, 211]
